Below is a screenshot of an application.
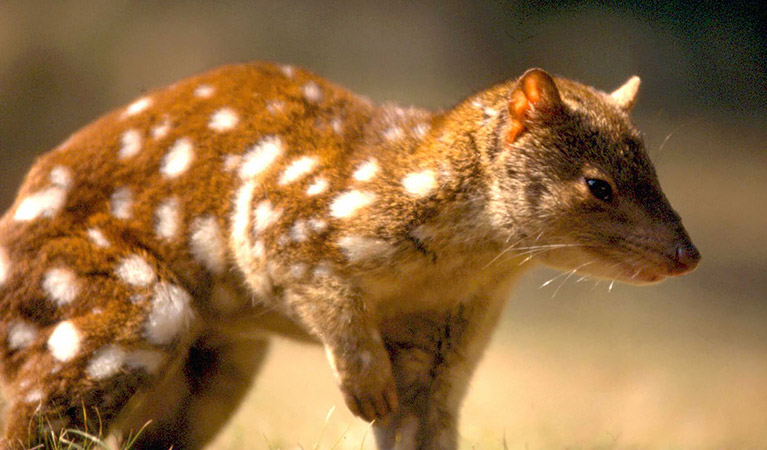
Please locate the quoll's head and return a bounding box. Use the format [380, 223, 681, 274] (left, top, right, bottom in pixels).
[488, 68, 700, 284]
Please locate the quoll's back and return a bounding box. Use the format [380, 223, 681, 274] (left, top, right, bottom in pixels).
[0, 62, 699, 450]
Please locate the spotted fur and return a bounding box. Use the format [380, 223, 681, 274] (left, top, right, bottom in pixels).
[0, 62, 698, 450]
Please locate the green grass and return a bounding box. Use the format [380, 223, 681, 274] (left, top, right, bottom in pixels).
[25, 417, 148, 450]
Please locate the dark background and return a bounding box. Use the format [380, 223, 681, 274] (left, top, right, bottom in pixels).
[1, 2, 765, 449]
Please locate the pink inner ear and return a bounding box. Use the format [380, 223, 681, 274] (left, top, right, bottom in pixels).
[511, 90, 528, 118]
[523, 78, 543, 104]
[521, 70, 561, 109]
[507, 90, 529, 143]
[508, 69, 562, 143]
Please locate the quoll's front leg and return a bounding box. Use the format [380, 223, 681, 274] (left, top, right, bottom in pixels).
[286, 276, 398, 422]
[0, 232, 196, 449]
[374, 294, 507, 450]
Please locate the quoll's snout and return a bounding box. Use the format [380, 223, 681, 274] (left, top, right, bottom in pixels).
[669, 238, 701, 275]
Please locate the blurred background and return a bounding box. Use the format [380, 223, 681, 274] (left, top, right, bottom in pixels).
[1, 1, 765, 449]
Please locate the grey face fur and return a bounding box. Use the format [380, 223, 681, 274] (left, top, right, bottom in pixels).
[493, 73, 699, 283]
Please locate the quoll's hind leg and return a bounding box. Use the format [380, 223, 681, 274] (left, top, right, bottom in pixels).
[374, 295, 506, 450]
[128, 333, 270, 450]
[0, 236, 196, 450]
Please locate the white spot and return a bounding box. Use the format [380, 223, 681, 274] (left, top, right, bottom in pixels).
[14, 187, 67, 221]
[161, 138, 195, 178]
[313, 262, 333, 278]
[383, 126, 404, 141]
[86, 345, 126, 380]
[232, 181, 255, 254]
[352, 159, 379, 182]
[252, 240, 266, 260]
[189, 216, 226, 275]
[25, 389, 43, 404]
[306, 177, 328, 196]
[48, 321, 80, 361]
[8, 321, 37, 350]
[359, 350, 373, 368]
[240, 136, 283, 179]
[87, 228, 110, 248]
[279, 156, 318, 185]
[194, 84, 215, 98]
[209, 108, 239, 132]
[110, 187, 133, 219]
[115, 255, 156, 287]
[154, 198, 181, 241]
[329, 190, 375, 218]
[42, 268, 79, 306]
[0, 246, 9, 286]
[413, 123, 430, 137]
[308, 218, 327, 232]
[223, 154, 241, 172]
[253, 200, 282, 233]
[266, 100, 285, 115]
[410, 225, 434, 242]
[231, 182, 274, 298]
[289, 219, 309, 242]
[483, 107, 498, 118]
[146, 282, 194, 345]
[280, 65, 294, 78]
[118, 129, 142, 159]
[402, 170, 437, 197]
[151, 117, 172, 140]
[337, 236, 395, 262]
[49, 166, 73, 189]
[125, 349, 164, 373]
[289, 263, 307, 278]
[331, 117, 344, 134]
[302, 81, 323, 103]
[124, 97, 152, 117]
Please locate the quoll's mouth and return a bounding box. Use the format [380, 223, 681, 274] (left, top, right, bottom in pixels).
[615, 239, 701, 284]
[618, 264, 667, 284]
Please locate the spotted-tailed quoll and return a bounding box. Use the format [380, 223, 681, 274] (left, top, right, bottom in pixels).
[0, 62, 700, 450]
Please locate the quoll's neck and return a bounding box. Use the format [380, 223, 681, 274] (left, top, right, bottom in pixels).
[348, 92, 519, 265]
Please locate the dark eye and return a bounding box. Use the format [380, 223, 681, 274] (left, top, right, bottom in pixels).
[586, 178, 613, 202]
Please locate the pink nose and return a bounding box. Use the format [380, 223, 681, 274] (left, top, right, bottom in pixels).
[670, 241, 701, 274]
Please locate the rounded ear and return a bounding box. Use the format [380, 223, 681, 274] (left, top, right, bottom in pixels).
[610, 76, 641, 111]
[507, 68, 563, 143]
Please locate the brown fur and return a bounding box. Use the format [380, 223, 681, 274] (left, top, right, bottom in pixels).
[0, 62, 698, 449]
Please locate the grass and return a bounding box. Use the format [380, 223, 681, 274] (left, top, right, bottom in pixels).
[23, 414, 149, 450]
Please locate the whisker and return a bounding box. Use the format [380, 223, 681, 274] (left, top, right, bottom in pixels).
[552, 262, 593, 298]
[654, 118, 704, 164]
[483, 242, 583, 270]
[540, 261, 591, 290]
[482, 241, 520, 270]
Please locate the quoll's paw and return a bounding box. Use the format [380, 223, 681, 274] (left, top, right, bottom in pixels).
[326, 344, 399, 421]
